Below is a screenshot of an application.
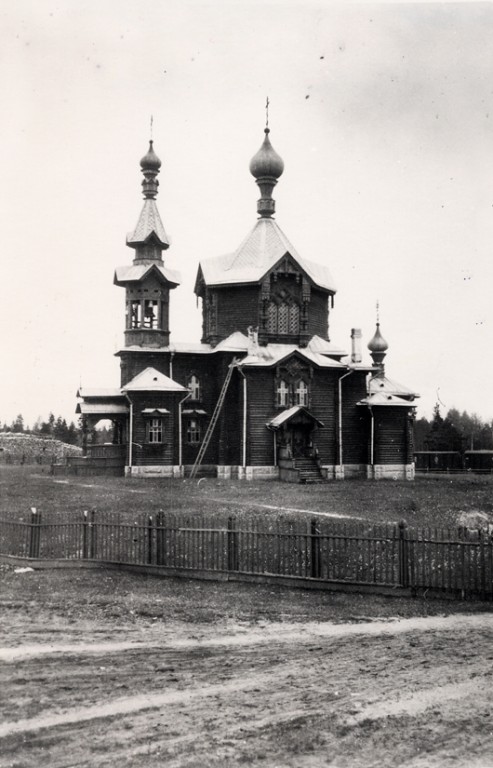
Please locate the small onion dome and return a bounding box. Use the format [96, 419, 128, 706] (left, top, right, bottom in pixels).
[368, 323, 388, 354]
[140, 140, 162, 171]
[249, 128, 284, 180]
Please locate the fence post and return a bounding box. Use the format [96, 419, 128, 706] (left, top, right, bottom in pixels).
[310, 519, 321, 579]
[227, 517, 239, 572]
[89, 509, 96, 559]
[82, 511, 88, 559]
[398, 520, 409, 588]
[28, 508, 41, 559]
[155, 512, 164, 566]
[147, 515, 153, 565]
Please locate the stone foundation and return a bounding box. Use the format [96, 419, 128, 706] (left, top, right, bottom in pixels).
[235, 466, 279, 481]
[321, 464, 367, 480]
[367, 464, 415, 480]
[125, 465, 184, 478]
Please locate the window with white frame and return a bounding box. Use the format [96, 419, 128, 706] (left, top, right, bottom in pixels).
[186, 418, 201, 445]
[295, 379, 309, 407]
[276, 379, 290, 408]
[188, 375, 201, 401]
[147, 418, 163, 444]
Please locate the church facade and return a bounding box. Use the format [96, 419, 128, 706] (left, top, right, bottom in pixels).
[76, 128, 418, 481]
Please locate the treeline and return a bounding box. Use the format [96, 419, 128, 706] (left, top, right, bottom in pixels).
[0, 413, 81, 446]
[415, 405, 493, 452]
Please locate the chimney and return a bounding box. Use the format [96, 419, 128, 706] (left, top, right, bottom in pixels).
[350, 328, 362, 364]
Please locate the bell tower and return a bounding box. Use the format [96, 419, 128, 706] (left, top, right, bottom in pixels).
[114, 140, 180, 348]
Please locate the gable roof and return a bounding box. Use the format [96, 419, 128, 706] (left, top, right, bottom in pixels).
[195, 217, 336, 293]
[126, 199, 169, 248]
[266, 405, 324, 430]
[121, 367, 188, 393]
[368, 375, 419, 399]
[239, 343, 346, 369]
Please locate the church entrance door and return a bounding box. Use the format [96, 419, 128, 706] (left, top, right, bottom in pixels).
[291, 424, 312, 458]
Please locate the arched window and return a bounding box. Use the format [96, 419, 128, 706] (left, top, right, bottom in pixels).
[276, 379, 289, 408]
[295, 379, 308, 407]
[188, 375, 201, 401]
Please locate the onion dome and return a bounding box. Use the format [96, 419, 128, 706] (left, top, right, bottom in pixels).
[249, 128, 284, 218]
[250, 128, 284, 179]
[140, 140, 162, 171]
[368, 323, 388, 373]
[139, 140, 161, 199]
[368, 323, 388, 353]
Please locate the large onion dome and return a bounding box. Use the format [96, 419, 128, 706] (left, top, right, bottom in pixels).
[249, 128, 284, 218]
[249, 128, 284, 180]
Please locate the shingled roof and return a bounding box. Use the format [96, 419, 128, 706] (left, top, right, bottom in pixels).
[127, 199, 169, 248]
[114, 263, 180, 287]
[121, 367, 188, 393]
[195, 217, 336, 293]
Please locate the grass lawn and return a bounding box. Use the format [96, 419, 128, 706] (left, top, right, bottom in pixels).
[1, 465, 493, 528]
[2, 467, 493, 767]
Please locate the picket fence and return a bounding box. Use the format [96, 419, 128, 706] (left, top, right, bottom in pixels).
[1, 510, 492, 600]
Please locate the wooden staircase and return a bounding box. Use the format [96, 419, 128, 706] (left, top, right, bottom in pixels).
[293, 457, 325, 484]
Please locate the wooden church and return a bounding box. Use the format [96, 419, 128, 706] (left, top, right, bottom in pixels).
[76, 127, 418, 481]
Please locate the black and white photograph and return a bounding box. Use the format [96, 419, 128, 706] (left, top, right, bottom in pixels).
[1, 2, 493, 766]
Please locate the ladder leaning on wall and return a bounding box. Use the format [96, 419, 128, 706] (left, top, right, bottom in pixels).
[189, 359, 240, 479]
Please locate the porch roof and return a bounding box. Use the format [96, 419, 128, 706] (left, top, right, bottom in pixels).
[76, 403, 129, 415]
[266, 405, 324, 431]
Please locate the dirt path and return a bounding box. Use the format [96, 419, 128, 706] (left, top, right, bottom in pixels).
[3, 612, 492, 661]
[2, 612, 493, 766]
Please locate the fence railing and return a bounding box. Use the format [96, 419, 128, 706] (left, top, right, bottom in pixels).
[1, 511, 492, 599]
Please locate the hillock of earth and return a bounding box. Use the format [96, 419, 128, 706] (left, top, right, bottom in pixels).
[0, 433, 82, 465]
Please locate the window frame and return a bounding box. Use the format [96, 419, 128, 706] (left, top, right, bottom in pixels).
[294, 379, 309, 407]
[186, 418, 202, 446]
[146, 418, 163, 444]
[276, 379, 290, 408]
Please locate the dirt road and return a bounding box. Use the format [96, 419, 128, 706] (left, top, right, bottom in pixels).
[2, 606, 493, 767]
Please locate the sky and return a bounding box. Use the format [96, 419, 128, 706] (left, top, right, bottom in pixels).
[1, 0, 493, 427]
